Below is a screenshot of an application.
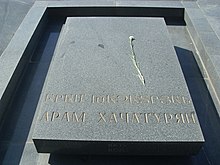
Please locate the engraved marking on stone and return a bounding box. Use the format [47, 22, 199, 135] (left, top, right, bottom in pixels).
[61, 52, 65, 58]
[39, 111, 86, 122]
[45, 94, 85, 103]
[95, 112, 197, 124]
[73, 112, 86, 122]
[98, 112, 106, 122]
[108, 143, 127, 153]
[70, 41, 75, 44]
[110, 113, 117, 123]
[98, 44, 105, 49]
[45, 93, 192, 105]
[39, 111, 196, 124]
[164, 113, 173, 124]
[39, 111, 49, 122]
[129, 36, 145, 86]
[51, 112, 60, 121]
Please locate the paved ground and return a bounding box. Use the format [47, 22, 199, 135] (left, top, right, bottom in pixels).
[0, 1, 219, 165]
[0, 0, 220, 56]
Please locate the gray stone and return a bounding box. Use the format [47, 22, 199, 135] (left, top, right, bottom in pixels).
[32, 17, 204, 155]
[184, 7, 220, 118]
[116, 0, 183, 7]
[1, 0, 220, 163]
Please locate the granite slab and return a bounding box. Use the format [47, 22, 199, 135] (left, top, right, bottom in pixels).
[32, 17, 204, 155]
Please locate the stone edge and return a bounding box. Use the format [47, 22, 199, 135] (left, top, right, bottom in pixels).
[0, 0, 219, 129]
[0, 4, 47, 123]
[183, 1, 220, 117]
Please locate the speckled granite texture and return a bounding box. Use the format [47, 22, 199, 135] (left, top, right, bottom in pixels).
[0, 0, 220, 165]
[32, 17, 204, 155]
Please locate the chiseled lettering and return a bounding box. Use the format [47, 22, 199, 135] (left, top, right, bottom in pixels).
[181, 113, 185, 123]
[159, 96, 172, 104]
[131, 113, 140, 123]
[91, 95, 95, 103]
[61, 112, 70, 122]
[109, 113, 117, 123]
[51, 111, 60, 121]
[39, 111, 49, 121]
[39, 111, 197, 124]
[150, 96, 159, 104]
[106, 95, 119, 103]
[182, 96, 191, 104]
[97, 96, 105, 103]
[185, 113, 190, 123]
[175, 112, 196, 124]
[126, 113, 129, 123]
[78, 94, 84, 103]
[165, 95, 190, 104]
[55, 95, 64, 102]
[191, 112, 196, 123]
[98, 112, 106, 122]
[92, 95, 118, 104]
[133, 95, 143, 104]
[45, 93, 84, 103]
[45, 93, 192, 105]
[64, 94, 84, 103]
[142, 96, 151, 103]
[108, 143, 127, 153]
[119, 113, 123, 120]
[186, 112, 196, 123]
[175, 113, 181, 123]
[45, 94, 56, 102]
[144, 113, 151, 123]
[39, 111, 86, 122]
[72, 112, 85, 122]
[164, 113, 173, 123]
[64, 94, 76, 103]
[119, 113, 130, 123]
[124, 95, 132, 103]
[153, 113, 161, 123]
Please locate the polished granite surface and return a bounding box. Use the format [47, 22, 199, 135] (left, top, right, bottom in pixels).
[0, 1, 220, 165]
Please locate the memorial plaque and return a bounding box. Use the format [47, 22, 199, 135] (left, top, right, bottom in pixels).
[32, 17, 204, 155]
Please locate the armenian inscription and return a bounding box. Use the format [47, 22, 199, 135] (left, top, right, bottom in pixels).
[44, 93, 192, 104]
[33, 17, 204, 155]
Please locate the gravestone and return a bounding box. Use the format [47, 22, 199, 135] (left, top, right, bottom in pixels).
[32, 17, 204, 155]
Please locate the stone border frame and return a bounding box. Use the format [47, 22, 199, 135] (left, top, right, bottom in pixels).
[0, 1, 219, 123]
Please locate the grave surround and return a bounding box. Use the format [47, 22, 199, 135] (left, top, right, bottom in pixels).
[32, 17, 204, 155]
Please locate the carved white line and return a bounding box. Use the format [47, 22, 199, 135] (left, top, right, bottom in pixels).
[129, 36, 145, 86]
